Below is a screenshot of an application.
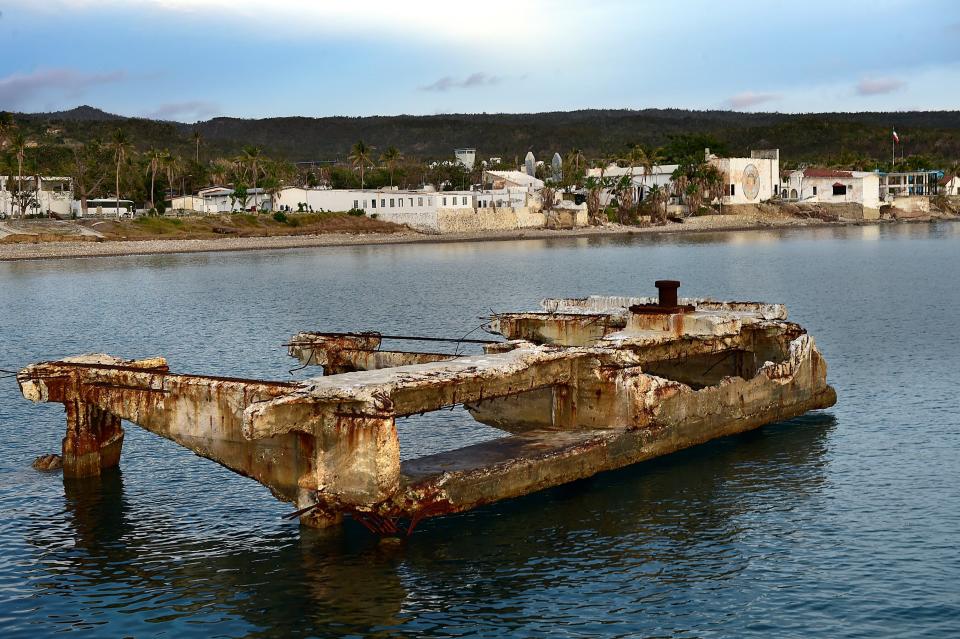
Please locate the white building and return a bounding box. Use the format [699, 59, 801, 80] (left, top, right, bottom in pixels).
[1, 175, 73, 218]
[783, 168, 881, 217]
[169, 186, 270, 214]
[483, 170, 544, 190]
[454, 148, 476, 170]
[707, 149, 780, 205]
[272, 186, 537, 232]
[586, 163, 679, 203]
[940, 174, 960, 196]
[879, 170, 941, 198]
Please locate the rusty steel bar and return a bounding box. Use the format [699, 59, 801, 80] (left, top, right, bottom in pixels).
[284, 331, 499, 346]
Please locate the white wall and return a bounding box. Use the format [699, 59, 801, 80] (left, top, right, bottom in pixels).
[795, 174, 880, 209]
[712, 156, 779, 205]
[0, 176, 73, 217]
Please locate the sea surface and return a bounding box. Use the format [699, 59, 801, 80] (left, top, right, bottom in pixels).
[1, 223, 958, 638]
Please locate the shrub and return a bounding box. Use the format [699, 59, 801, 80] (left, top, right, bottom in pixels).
[346, 207, 366, 217]
[273, 211, 288, 224]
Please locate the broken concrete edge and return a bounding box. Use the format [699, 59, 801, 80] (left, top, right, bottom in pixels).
[539, 296, 788, 321]
[304, 335, 835, 523]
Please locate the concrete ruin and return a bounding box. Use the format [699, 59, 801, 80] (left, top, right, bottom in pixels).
[17, 281, 836, 534]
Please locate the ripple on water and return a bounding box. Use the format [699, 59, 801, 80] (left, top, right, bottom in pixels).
[1, 224, 960, 637]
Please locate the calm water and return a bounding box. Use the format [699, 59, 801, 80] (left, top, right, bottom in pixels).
[1, 224, 959, 638]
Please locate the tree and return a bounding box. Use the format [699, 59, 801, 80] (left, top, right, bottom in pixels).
[613, 174, 636, 224]
[210, 158, 231, 186]
[163, 152, 184, 199]
[11, 132, 27, 217]
[111, 129, 131, 215]
[242, 145, 263, 210]
[191, 130, 202, 163]
[380, 146, 402, 187]
[349, 140, 375, 190]
[584, 175, 606, 225]
[646, 184, 669, 225]
[230, 183, 250, 212]
[72, 141, 109, 217]
[146, 148, 163, 211]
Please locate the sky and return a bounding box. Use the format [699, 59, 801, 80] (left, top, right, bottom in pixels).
[1, 0, 958, 121]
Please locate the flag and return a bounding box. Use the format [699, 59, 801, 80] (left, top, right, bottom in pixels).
[893, 130, 900, 143]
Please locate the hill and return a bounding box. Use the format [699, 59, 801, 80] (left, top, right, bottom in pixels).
[8, 106, 960, 169]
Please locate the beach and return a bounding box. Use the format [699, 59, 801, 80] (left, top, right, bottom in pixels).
[0, 213, 879, 261]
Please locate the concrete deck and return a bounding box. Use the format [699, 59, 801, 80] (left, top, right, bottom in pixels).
[17, 282, 836, 534]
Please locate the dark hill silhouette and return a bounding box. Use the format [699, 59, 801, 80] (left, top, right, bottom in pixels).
[11, 106, 960, 166]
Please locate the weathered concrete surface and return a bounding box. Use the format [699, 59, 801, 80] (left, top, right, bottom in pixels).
[18, 288, 836, 534]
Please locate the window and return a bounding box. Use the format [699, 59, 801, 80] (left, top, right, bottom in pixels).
[832, 184, 847, 196]
[409, 198, 413, 206]
[390, 198, 395, 207]
[442, 197, 447, 206]
[353, 200, 359, 209]
[462, 197, 467, 205]
[371, 199, 376, 208]
[729, 184, 736, 196]
[812, 186, 818, 196]
[418, 197, 423, 206]
[362, 200, 367, 208]
[381, 199, 386, 208]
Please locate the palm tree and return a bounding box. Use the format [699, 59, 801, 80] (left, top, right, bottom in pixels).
[210, 158, 231, 186]
[163, 152, 183, 199]
[242, 145, 262, 210]
[146, 148, 163, 211]
[11, 132, 27, 218]
[191, 130, 202, 163]
[380, 146, 403, 188]
[111, 129, 131, 216]
[626, 144, 652, 202]
[568, 148, 585, 172]
[348, 140, 375, 190]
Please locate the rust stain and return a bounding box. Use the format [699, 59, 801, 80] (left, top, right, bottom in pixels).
[16, 282, 836, 536]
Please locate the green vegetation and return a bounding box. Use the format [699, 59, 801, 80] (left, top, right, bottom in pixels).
[1, 105, 957, 218]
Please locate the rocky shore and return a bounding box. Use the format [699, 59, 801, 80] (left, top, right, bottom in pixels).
[0, 213, 953, 262]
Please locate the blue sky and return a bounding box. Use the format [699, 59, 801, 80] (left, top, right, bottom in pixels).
[1, 0, 958, 120]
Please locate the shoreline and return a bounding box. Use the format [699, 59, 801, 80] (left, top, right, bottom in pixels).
[0, 216, 949, 262]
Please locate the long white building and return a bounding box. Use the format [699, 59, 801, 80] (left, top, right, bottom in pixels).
[272, 187, 535, 232]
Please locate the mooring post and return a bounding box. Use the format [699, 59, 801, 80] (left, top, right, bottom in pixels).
[62, 399, 124, 478]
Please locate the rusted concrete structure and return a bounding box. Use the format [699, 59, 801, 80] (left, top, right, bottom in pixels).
[18, 282, 835, 534]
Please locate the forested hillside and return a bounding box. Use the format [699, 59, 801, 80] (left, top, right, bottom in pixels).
[13, 106, 960, 169]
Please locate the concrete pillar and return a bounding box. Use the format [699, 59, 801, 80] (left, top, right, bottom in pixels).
[62, 400, 124, 478]
[296, 414, 400, 529]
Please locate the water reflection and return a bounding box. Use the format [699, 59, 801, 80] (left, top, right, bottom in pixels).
[21, 413, 834, 637]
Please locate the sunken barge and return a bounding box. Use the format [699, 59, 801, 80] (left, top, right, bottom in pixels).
[17, 281, 835, 534]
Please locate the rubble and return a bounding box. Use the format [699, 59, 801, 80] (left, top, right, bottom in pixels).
[17, 281, 836, 534]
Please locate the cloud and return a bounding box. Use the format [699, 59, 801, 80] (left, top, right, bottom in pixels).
[855, 77, 906, 96]
[0, 68, 126, 109]
[419, 72, 502, 92]
[727, 91, 780, 109]
[143, 100, 220, 121]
